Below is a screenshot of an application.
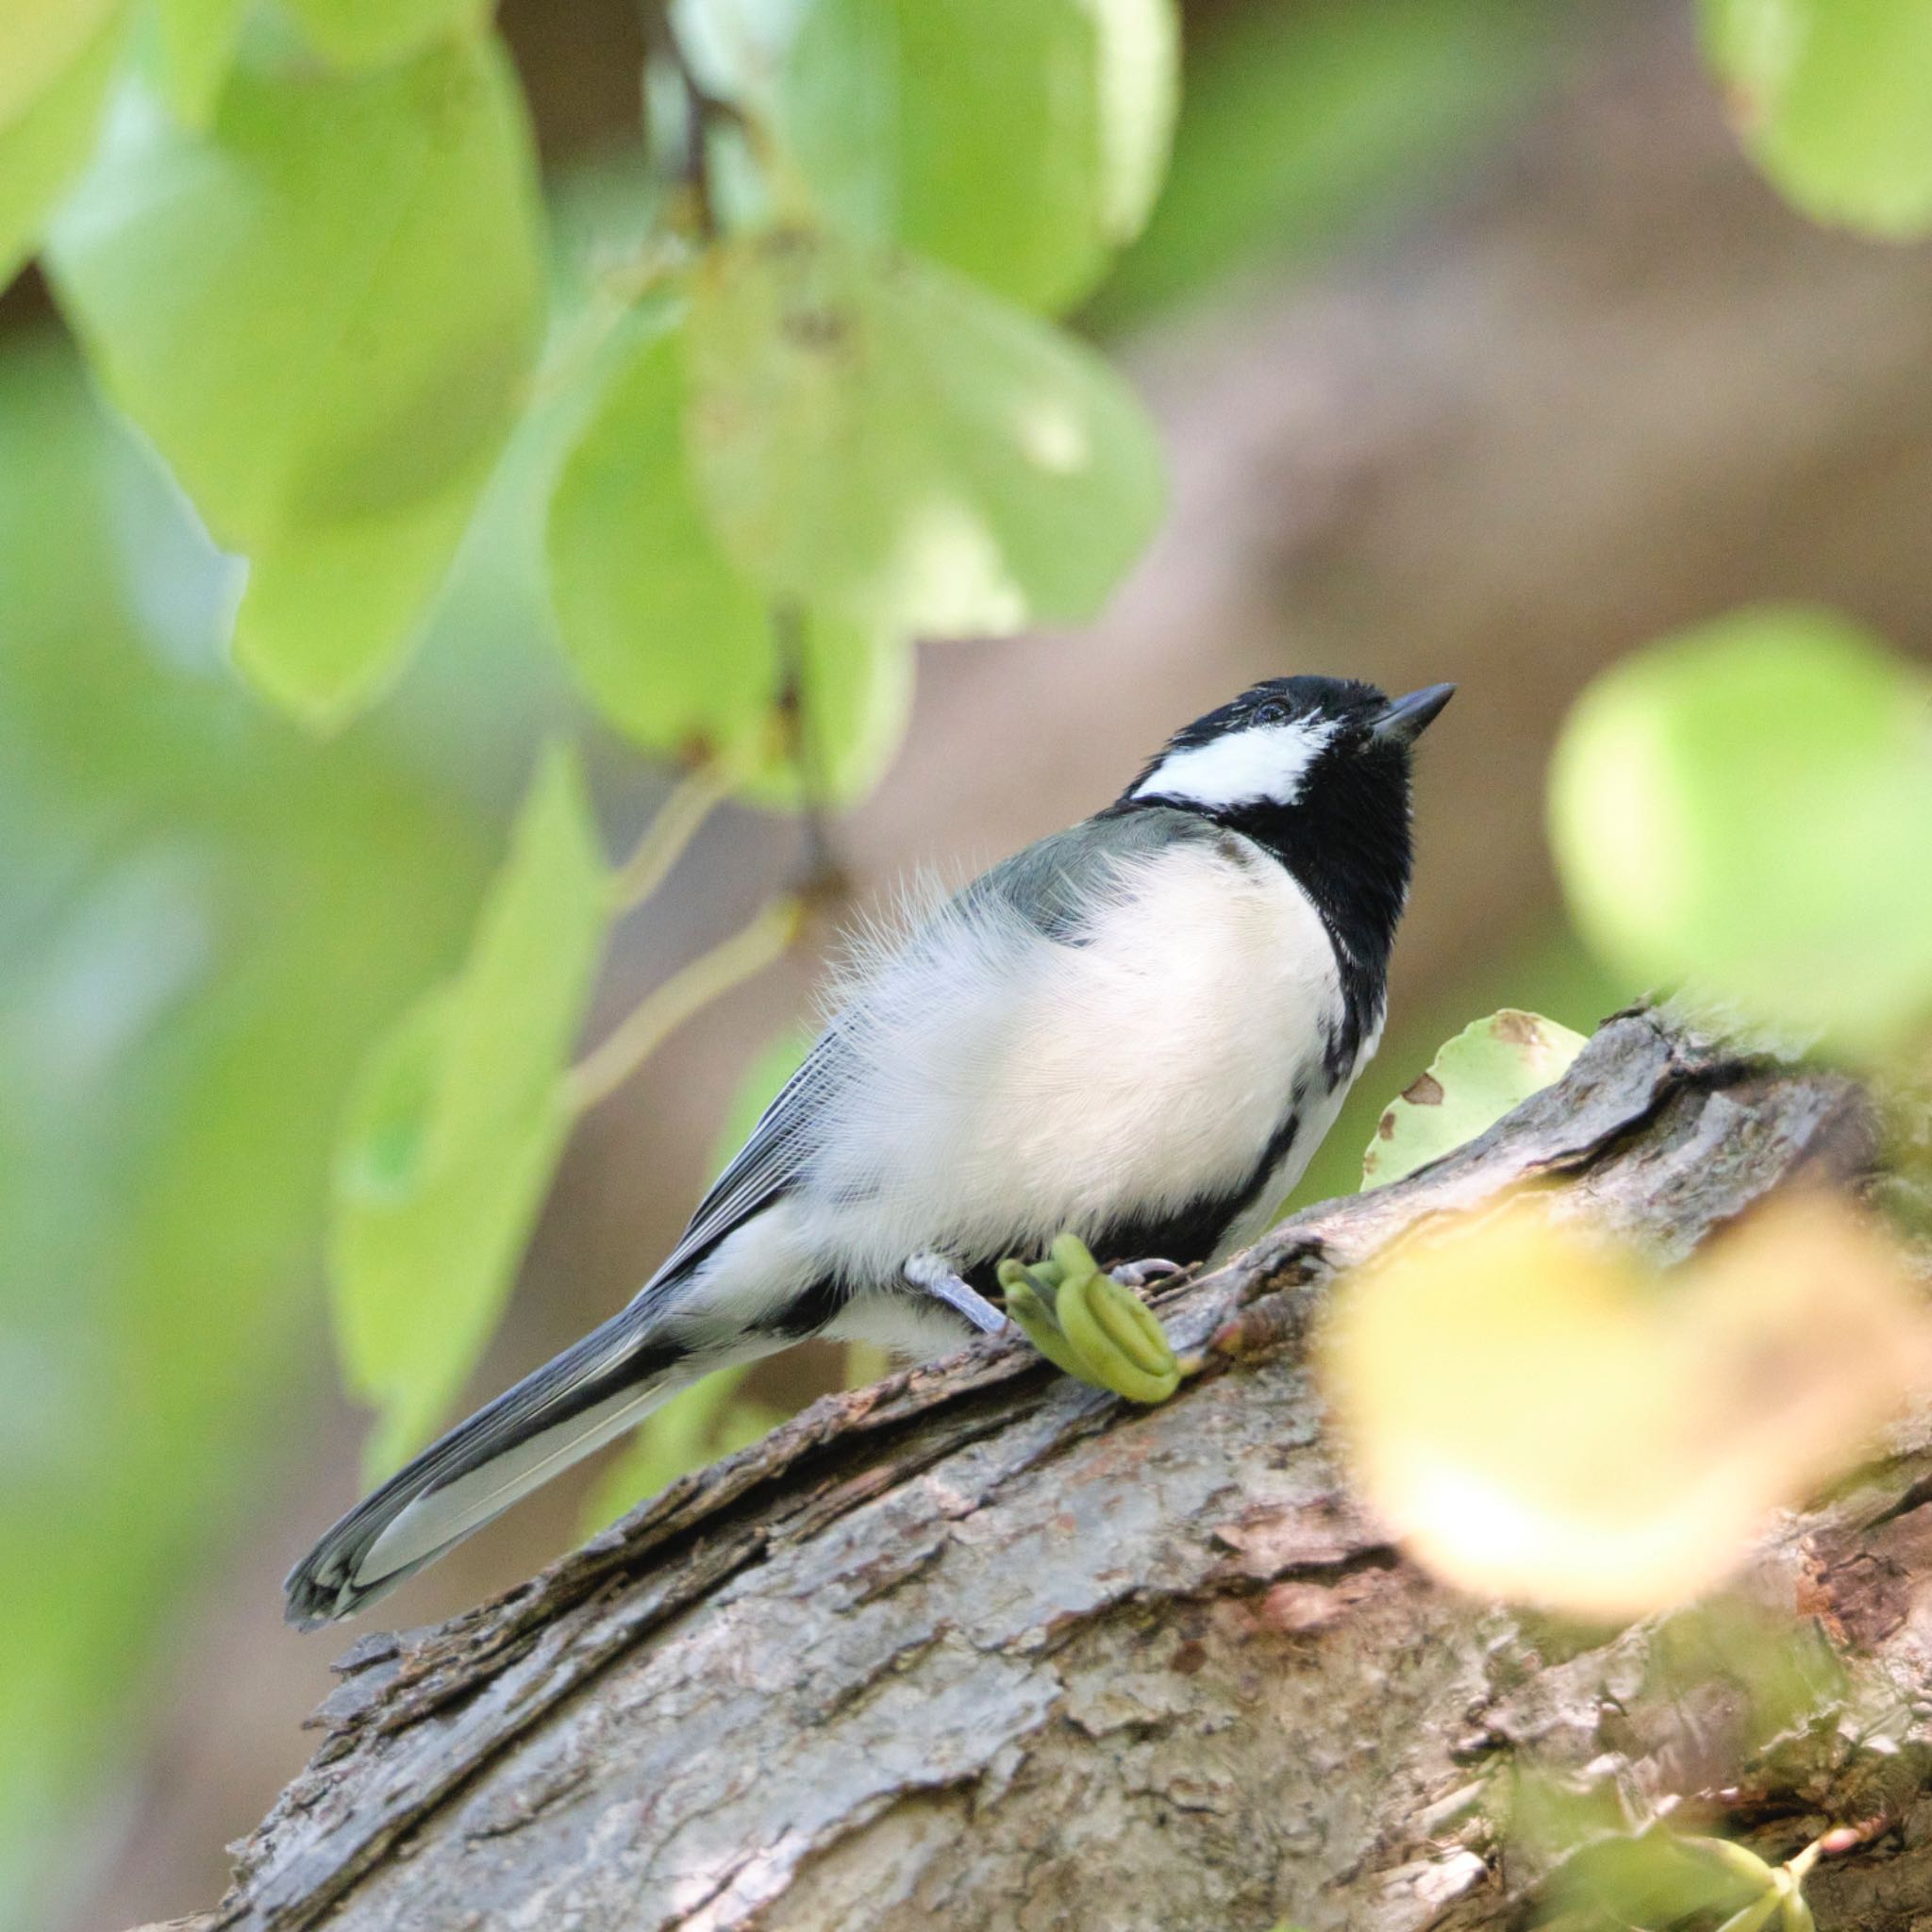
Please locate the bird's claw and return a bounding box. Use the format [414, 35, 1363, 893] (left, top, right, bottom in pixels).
[995, 1233, 1186, 1403]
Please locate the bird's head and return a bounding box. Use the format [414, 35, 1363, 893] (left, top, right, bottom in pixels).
[1122, 675, 1454, 961]
[1125, 675, 1454, 822]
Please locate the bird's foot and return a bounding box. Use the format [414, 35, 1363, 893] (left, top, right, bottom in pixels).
[1107, 1256, 1189, 1291]
[995, 1234, 1191, 1403]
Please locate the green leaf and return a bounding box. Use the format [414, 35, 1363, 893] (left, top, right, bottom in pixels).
[1361, 1008, 1587, 1191]
[1549, 607, 1932, 1060]
[1702, 0, 1932, 236]
[148, 0, 250, 127]
[0, 0, 120, 128]
[548, 321, 776, 758]
[0, 3, 125, 291]
[550, 319, 915, 801]
[331, 746, 608, 1474]
[230, 456, 485, 724]
[46, 31, 544, 549]
[577, 1363, 783, 1535]
[765, 0, 1177, 314]
[734, 612, 914, 809]
[284, 0, 489, 71]
[0, 326, 496, 1918]
[688, 226, 1166, 637]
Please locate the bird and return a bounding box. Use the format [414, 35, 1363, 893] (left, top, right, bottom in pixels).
[286, 674, 1453, 1626]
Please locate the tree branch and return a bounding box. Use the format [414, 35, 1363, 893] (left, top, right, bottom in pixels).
[189, 1008, 1932, 1932]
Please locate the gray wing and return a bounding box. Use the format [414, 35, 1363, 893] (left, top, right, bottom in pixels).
[642, 806, 1210, 1292]
[641, 1029, 849, 1292]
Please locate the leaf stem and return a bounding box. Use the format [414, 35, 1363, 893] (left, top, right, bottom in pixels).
[565, 895, 802, 1115]
[608, 760, 735, 914]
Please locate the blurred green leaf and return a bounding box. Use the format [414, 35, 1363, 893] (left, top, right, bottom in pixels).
[147, 0, 250, 127]
[689, 226, 1165, 636]
[1549, 607, 1932, 1060]
[46, 32, 545, 718]
[0, 0, 119, 127]
[549, 319, 915, 803]
[285, 0, 489, 71]
[548, 320, 776, 758]
[332, 746, 609, 1475]
[49, 36, 543, 541]
[0, 333, 492, 1920]
[1703, 0, 1932, 237]
[764, 0, 1177, 315]
[1361, 1008, 1586, 1190]
[1545, 1822, 1768, 1932]
[1647, 1597, 1845, 1757]
[0, 1, 125, 290]
[735, 612, 914, 808]
[231, 455, 486, 724]
[578, 1362, 784, 1535]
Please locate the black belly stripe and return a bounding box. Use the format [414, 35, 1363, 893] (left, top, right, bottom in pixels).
[1074, 1105, 1305, 1272]
[748, 1101, 1316, 1339]
[755, 1271, 846, 1342]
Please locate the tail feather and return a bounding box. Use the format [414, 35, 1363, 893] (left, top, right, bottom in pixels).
[285, 1307, 701, 1628]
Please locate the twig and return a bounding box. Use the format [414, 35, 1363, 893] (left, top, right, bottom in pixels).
[608, 761, 735, 915]
[564, 895, 803, 1115]
[771, 603, 848, 905]
[658, 14, 729, 244]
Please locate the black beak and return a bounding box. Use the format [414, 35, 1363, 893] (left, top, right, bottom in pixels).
[1371, 682, 1455, 745]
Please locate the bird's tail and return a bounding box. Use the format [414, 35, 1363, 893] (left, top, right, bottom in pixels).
[284, 1305, 716, 1628]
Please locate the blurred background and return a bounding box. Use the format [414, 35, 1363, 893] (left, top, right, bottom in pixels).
[6, 0, 1932, 1925]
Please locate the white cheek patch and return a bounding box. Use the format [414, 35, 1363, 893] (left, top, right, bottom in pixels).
[1133, 719, 1338, 811]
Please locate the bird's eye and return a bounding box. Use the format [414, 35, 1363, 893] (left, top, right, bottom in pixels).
[1252, 700, 1289, 726]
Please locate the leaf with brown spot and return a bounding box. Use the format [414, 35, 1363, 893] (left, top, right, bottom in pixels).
[1362, 1009, 1588, 1191]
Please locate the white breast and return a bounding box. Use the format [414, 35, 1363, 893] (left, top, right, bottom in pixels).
[786, 833, 1355, 1284]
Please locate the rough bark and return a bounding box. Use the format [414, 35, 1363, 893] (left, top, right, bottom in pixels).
[167, 1009, 1932, 1932]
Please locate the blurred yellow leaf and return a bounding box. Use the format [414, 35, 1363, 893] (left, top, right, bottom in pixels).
[1324, 1191, 1931, 1617]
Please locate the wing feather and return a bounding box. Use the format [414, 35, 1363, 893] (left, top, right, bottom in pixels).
[638, 1031, 846, 1293]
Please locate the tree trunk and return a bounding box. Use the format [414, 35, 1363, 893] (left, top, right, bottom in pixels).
[169, 1009, 1932, 1932]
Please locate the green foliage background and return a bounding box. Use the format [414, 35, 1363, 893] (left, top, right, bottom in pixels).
[4, 0, 1931, 1925]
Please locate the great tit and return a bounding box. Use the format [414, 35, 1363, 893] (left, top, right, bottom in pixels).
[286, 674, 1452, 1626]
